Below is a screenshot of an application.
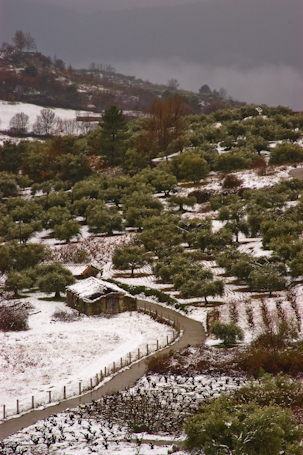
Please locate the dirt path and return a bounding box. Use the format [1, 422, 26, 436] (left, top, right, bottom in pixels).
[0, 299, 205, 441]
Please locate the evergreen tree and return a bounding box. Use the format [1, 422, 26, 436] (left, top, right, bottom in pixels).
[99, 106, 128, 165]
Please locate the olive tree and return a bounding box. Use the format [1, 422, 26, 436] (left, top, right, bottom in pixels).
[249, 265, 286, 296]
[112, 245, 152, 277]
[53, 220, 81, 242]
[5, 271, 33, 297]
[211, 321, 244, 346]
[36, 262, 75, 298]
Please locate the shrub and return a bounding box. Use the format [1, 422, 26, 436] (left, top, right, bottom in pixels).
[170, 151, 209, 182]
[252, 321, 299, 351]
[188, 189, 214, 203]
[237, 347, 303, 378]
[269, 142, 303, 165]
[231, 373, 303, 408]
[0, 304, 29, 331]
[185, 396, 303, 455]
[107, 278, 183, 310]
[214, 150, 256, 172]
[146, 353, 173, 375]
[52, 310, 79, 322]
[237, 322, 303, 377]
[211, 321, 244, 346]
[222, 173, 243, 189]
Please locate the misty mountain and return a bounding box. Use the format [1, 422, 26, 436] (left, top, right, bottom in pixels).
[1, 0, 302, 70]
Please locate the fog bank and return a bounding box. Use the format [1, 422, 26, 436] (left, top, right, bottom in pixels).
[113, 59, 303, 111]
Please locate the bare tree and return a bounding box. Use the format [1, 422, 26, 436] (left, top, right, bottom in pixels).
[56, 118, 78, 135]
[12, 30, 27, 52]
[103, 63, 116, 73]
[11, 30, 36, 53]
[0, 42, 14, 54]
[24, 32, 36, 52]
[33, 109, 57, 135]
[167, 78, 180, 91]
[9, 112, 30, 134]
[78, 121, 98, 134]
[218, 87, 228, 100]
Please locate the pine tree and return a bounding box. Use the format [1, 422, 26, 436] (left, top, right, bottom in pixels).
[99, 106, 128, 165]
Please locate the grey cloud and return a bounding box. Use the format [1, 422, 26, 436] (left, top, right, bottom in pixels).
[1, 0, 302, 110]
[114, 58, 303, 110]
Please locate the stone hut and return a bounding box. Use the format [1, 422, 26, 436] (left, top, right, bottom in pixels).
[64, 264, 100, 280]
[66, 277, 137, 316]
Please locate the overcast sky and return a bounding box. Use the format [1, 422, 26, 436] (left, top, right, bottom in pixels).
[1, 0, 303, 110]
[16, 0, 205, 12]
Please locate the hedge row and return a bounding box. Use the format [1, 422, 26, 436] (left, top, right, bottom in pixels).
[107, 279, 187, 312]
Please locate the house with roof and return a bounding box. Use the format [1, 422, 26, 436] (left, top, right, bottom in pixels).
[66, 277, 137, 316]
[63, 264, 100, 280]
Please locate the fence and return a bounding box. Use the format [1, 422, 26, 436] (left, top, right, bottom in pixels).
[2, 306, 181, 421]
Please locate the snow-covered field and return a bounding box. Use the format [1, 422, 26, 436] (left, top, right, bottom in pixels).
[0, 293, 174, 419]
[0, 101, 99, 144]
[0, 101, 94, 131]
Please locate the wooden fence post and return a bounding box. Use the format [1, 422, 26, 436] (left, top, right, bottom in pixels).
[90, 378, 93, 389]
[104, 366, 107, 377]
[129, 352, 131, 363]
[167, 335, 169, 345]
[64, 386, 66, 400]
[96, 373, 99, 384]
[32, 396, 34, 409]
[121, 357, 123, 368]
[157, 339, 159, 350]
[138, 348, 140, 359]
[3, 405, 5, 420]
[48, 391, 51, 403]
[146, 344, 149, 355]
[113, 361, 115, 373]
[17, 399, 19, 414]
[79, 382, 82, 395]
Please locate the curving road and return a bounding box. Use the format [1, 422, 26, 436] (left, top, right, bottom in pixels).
[0, 298, 205, 441]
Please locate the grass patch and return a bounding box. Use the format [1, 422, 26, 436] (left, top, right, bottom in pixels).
[38, 296, 66, 302]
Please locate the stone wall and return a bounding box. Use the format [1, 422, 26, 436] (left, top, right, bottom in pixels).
[66, 290, 137, 316]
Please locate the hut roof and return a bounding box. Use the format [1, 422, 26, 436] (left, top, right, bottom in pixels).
[63, 264, 100, 276]
[66, 277, 130, 303]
